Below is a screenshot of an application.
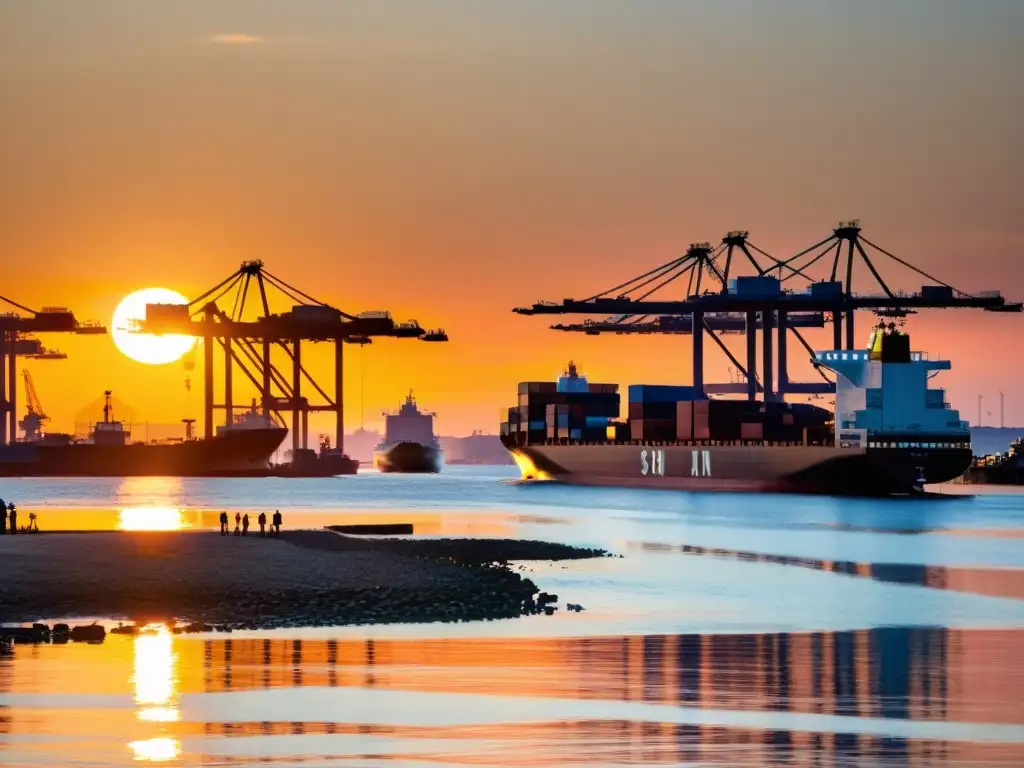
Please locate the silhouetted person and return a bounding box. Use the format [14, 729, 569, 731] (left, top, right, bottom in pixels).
[0, 499, 6, 535]
[242, 513, 250, 536]
[8, 504, 17, 534]
[258, 512, 267, 537]
[272, 510, 282, 537]
[234, 512, 241, 530]
[219, 511, 229, 535]
[28, 512, 37, 532]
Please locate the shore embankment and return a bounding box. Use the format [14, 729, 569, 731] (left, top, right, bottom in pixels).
[0, 530, 607, 629]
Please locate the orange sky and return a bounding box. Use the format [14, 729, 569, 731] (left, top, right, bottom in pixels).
[1, 1, 1022, 436]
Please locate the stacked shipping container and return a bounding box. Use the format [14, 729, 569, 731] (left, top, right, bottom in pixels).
[503, 380, 620, 446]
[500, 378, 834, 446]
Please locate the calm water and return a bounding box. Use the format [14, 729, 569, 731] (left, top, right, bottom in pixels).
[2, 467, 1024, 766]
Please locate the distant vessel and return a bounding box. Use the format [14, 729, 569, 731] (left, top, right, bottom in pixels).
[0, 392, 287, 477]
[271, 435, 359, 477]
[499, 325, 972, 495]
[963, 438, 1024, 485]
[373, 390, 444, 473]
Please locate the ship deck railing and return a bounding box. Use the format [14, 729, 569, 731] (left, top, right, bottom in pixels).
[508, 438, 834, 448]
[503, 437, 971, 450]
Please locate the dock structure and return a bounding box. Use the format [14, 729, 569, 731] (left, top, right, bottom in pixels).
[515, 221, 1022, 402]
[136, 261, 448, 456]
[0, 295, 106, 444]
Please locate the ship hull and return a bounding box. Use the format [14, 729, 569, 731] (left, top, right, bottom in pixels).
[0, 427, 288, 478]
[506, 443, 972, 496]
[373, 442, 444, 473]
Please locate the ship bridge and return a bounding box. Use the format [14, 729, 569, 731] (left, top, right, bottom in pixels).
[813, 325, 968, 441]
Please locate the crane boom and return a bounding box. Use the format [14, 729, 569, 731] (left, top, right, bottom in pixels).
[19, 369, 48, 442]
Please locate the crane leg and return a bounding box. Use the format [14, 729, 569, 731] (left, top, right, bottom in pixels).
[7, 341, 15, 443]
[745, 311, 757, 401]
[334, 339, 344, 454]
[292, 338, 301, 456]
[204, 330, 214, 441]
[0, 332, 6, 445]
[224, 337, 233, 426]
[777, 311, 789, 397]
[762, 309, 774, 403]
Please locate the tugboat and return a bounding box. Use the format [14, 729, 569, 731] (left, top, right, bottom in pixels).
[373, 390, 444, 473]
[272, 435, 359, 477]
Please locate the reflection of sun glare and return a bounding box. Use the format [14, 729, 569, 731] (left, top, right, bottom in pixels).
[118, 507, 188, 531]
[112, 287, 196, 366]
[132, 625, 181, 759]
[134, 625, 177, 706]
[511, 450, 552, 481]
[128, 738, 180, 762]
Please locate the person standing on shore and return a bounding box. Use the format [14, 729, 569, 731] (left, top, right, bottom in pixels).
[0, 499, 6, 535]
[219, 511, 228, 536]
[272, 510, 282, 536]
[258, 512, 267, 537]
[8, 503, 17, 534]
[242, 513, 250, 536]
[234, 512, 241, 530]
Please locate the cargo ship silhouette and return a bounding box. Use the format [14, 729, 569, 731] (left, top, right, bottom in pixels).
[0, 391, 287, 477]
[499, 325, 972, 495]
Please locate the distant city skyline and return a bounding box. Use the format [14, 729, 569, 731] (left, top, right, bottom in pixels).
[1, 0, 1022, 433]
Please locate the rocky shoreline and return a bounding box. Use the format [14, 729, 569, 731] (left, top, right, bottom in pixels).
[0, 529, 608, 630]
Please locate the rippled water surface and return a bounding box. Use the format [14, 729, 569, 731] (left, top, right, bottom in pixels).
[2, 468, 1024, 766]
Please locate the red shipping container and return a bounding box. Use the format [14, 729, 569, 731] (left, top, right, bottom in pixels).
[676, 401, 694, 441]
[741, 422, 764, 440]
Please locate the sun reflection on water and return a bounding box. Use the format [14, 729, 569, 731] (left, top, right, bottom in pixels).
[131, 624, 182, 760]
[118, 507, 188, 531]
[128, 738, 180, 762]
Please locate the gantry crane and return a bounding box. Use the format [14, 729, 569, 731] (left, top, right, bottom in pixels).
[137, 261, 448, 457]
[0, 294, 106, 444]
[19, 369, 47, 442]
[514, 221, 1021, 402]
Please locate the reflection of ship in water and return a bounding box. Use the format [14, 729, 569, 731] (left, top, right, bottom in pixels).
[194, 622, 1024, 765]
[373, 390, 444, 473]
[0, 391, 287, 477]
[2, 618, 1023, 764]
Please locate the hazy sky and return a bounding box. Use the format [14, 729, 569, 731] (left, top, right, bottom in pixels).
[1, 0, 1022, 434]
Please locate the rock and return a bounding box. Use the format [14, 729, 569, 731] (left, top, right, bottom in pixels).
[70, 624, 106, 643]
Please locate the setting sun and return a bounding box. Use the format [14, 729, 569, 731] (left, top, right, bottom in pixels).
[112, 287, 197, 365]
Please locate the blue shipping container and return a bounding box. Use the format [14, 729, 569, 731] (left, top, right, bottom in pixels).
[569, 429, 582, 440]
[529, 420, 545, 430]
[628, 384, 701, 404]
[734, 275, 781, 297]
[585, 415, 608, 427]
[809, 281, 843, 298]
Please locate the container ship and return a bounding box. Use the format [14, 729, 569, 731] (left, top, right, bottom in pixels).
[0, 392, 287, 477]
[373, 390, 444, 473]
[499, 325, 972, 495]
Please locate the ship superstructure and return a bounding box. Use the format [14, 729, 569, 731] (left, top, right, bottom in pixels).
[499, 325, 971, 495]
[373, 390, 444, 473]
[815, 323, 971, 452]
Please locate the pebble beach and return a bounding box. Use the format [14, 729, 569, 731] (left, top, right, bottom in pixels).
[0, 529, 607, 629]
